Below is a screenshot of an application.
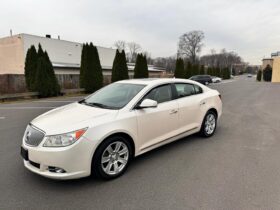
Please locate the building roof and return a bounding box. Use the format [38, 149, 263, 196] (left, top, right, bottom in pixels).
[18, 33, 116, 70]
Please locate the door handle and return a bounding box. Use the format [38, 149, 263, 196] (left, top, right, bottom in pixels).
[200, 101, 206, 106]
[170, 109, 178, 114]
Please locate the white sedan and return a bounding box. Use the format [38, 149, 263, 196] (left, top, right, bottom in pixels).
[211, 76, 222, 83]
[21, 78, 222, 180]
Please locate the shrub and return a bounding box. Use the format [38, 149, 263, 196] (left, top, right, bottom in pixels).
[256, 70, 262, 81]
[263, 65, 272, 82]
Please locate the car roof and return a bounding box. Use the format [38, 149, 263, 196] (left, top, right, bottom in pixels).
[117, 78, 202, 86]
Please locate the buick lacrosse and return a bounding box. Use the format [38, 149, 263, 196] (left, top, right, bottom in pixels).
[21, 78, 222, 180]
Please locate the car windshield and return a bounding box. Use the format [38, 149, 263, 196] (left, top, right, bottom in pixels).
[80, 83, 145, 109]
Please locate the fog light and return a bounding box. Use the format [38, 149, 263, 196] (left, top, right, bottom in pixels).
[48, 166, 66, 173]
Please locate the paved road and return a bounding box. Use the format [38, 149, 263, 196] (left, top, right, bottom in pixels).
[1, 77, 280, 210]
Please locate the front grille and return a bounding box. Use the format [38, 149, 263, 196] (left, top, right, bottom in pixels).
[24, 124, 45, 146]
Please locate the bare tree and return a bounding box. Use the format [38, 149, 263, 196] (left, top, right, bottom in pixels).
[153, 56, 177, 73]
[200, 49, 243, 69]
[127, 42, 141, 63]
[114, 40, 126, 51]
[178, 30, 205, 63]
[142, 51, 153, 65]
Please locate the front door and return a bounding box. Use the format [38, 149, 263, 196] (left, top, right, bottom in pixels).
[135, 84, 179, 151]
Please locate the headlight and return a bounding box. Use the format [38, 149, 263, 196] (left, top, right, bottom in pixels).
[43, 128, 87, 147]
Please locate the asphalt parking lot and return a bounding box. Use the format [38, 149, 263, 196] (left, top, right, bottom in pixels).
[1, 76, 280, 210]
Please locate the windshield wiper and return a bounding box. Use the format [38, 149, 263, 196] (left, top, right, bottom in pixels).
[80, 101, 117, 109]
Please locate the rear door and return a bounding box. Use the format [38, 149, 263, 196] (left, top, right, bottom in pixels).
[173, 83, 205, 133]
[135, 84, 179, 150]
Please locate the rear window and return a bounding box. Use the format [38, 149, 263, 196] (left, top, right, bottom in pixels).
[175, 83, 195, 98]
[194, 84, 203, 94]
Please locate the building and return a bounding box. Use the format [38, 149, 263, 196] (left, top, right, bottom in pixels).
[0, 33, 166, 93]
[262, 55, 280, 82]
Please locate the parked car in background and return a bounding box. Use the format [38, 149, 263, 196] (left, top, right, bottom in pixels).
[247, 74, 252, 78]
[211, 76, 222, 83]
[189, 75, 213, 85]
[21, 78, 222, 180]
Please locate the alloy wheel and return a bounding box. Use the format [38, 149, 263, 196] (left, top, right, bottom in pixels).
[101, 141, 129, 175]
[204, 113, 216, 135]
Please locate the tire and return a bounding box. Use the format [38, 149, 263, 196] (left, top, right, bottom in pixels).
[199, 110, 217, 137]
[92, 135, 132, 180]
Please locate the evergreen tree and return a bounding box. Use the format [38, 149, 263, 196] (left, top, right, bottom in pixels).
[142, 55, 149, 78]
[37, 43, 44, 58]
[32, 43, 60, 97]
[80, 43, 88, 88]
[111, 50, 129, 82]
[134, 54, 148, 78]
[263, 65, 272, 82]
[185, 61, 192, 78]
[24, 45, 37, 90]
[192, 64, 200, 76]
[207, 67, 213, 76]
[256, 70, 262, 81]
[43, 51, 60, 95]
[84, 43, 103, 92]
[232, 68, 236, 76]
[120, 50, 129, 80]
[111, 50, 121, 82]
[174, 58, 185, 78]
[214, 67, 220, 77]
[199, 65, 205, 75]
[222, 67, 231, 79]
[35, 57, 52, 97]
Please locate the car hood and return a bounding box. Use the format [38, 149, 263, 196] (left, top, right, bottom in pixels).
[31, 102, 118, 135]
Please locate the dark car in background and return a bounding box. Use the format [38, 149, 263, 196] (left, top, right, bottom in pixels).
[189, 75, 213, 85]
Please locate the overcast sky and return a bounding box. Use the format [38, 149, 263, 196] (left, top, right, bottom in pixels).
[1, 0, 280, 64]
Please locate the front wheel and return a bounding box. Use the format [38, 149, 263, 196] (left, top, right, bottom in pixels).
[200, 111, 217, 137]
[92, 136, 132, 180]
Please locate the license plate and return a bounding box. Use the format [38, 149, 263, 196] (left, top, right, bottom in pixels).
[20, 146, 29, 161]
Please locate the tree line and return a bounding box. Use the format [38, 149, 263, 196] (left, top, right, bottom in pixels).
[25, 43, 149, 96]
[174, 58, 231, 80]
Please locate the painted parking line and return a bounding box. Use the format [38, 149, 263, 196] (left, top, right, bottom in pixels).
[0, 107, 57, 110]
[0, 116, 6, 119]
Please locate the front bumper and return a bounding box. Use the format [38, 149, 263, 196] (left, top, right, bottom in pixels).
[21, 136, 96, 180]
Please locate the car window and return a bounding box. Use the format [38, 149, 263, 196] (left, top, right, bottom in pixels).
[175, 83, 195, 98]
[194, 84, 203, 94]
[143, 84, 172, 103]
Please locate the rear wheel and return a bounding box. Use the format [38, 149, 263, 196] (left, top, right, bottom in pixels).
[92, 136, 132, 180]
[200, 111, 217, 137]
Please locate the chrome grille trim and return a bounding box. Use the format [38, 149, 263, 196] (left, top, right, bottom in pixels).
[24, 124, 45, 147]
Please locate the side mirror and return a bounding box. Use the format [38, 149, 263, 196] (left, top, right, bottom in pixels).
[138, 99, 158, 109]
